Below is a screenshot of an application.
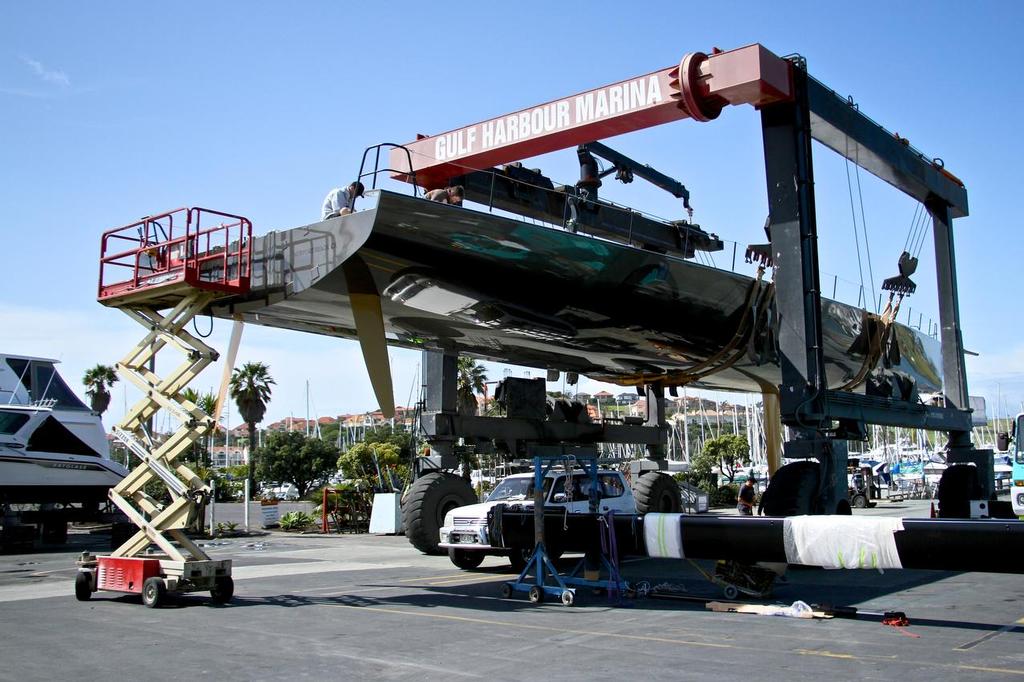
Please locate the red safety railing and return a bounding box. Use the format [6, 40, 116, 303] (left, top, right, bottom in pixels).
[98, 207, 252, 301]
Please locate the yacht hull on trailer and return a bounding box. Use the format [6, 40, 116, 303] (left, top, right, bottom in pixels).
[208, 190, 942, 395]
[0, 356, 127, 506]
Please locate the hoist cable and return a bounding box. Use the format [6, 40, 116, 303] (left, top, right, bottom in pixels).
[844, 138, 868, 309]
[853, 150, 878, 312]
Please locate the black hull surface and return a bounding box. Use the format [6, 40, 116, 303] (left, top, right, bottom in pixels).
[210, 190, 942, 394]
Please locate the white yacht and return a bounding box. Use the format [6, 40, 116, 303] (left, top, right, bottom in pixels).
[0, 354, 127, 506]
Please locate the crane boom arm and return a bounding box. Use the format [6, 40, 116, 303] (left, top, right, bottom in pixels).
[390, 44, 792, 188]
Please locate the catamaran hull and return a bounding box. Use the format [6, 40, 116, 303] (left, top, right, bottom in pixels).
[209, 190, 942, 395]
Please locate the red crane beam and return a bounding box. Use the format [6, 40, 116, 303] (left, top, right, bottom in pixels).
[390, 44, 793, 189]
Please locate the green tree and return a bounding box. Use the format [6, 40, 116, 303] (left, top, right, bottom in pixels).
[457, 357, 487, 416]
[361, 423, 415, 460]
[229, 362, 275, 499]
[180, 387, 217, 467]
[82, 364, 118, 415]
[701, 434, 751, 483]
[338, 441, 407, 491]
[255, 431, 338, 498]
[679, 446, 719, 494]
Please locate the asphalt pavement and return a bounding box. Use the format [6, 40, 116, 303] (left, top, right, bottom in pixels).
[0, 501, 1021, 681]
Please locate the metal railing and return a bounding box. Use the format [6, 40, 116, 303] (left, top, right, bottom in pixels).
[98, 207, 252, 300]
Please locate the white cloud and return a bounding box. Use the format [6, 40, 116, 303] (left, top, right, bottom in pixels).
[19, 55, 70, 87]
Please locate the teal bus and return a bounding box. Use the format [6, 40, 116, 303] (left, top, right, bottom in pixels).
[1013, 414, 1024, 517]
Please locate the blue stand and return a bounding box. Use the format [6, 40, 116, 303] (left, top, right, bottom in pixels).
[500, 446, 624, 606]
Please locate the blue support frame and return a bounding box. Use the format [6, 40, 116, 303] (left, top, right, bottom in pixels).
[501, 446, 627, 606]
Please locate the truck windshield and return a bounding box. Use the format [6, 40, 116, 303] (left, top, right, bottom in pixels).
[486, 477, 553, 502]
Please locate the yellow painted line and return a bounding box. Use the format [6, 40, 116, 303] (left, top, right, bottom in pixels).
[325, 602, 731, 649]
[425, 575, 507, 587]
[395, 573, 468, 583]
[956, 665, 1024, 677]
[795, 649, 855, 660]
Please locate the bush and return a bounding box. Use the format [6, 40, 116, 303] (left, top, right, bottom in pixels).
[279, 511, 317, 531]
[215, 521, 239, 536]
[711, 484, 740, 508]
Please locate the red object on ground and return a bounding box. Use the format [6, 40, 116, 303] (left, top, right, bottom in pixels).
[97, 557, 161, 594]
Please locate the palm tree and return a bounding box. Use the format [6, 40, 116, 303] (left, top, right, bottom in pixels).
[229, 362, 275, 498]
[457, 357, 487, 416]
[82, 364, 118, 416]
[181, 387, 218, 466]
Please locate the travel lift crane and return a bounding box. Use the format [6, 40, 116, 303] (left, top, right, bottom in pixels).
[373, 43, 1008, 596]
[76, 208, 251, 607]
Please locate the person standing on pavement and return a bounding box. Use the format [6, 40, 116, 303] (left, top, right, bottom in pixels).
[737, 475, 757, 516]
[321, 181, 365, 219]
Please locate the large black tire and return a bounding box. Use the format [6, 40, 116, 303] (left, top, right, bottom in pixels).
[758, 461, 820, 516]
[210, 576, 234, 604]
[75, 571, 92, 601]
[448, 548, 485, 570]
[142, 577, 166, 609]
[633, 472, 682, 514]
[402, 472, 476, 555]
[508, 546, 532, 572]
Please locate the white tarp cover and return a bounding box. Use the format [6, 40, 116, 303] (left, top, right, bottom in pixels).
[644, 513, 685, 559]
[783, 516, 904, 570]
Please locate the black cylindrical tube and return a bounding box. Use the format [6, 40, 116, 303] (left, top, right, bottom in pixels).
[494, 511, 1024, 574]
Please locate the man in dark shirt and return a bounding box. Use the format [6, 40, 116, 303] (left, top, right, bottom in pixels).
[737, 475, 757, 515]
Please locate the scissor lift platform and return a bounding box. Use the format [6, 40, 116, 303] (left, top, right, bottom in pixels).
[77, 207, 250, 608]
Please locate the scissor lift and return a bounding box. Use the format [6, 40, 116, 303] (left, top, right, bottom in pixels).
[76, 207, 251, 608]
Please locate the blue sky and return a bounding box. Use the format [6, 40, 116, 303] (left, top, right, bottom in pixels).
[3, 1, 1023, 430]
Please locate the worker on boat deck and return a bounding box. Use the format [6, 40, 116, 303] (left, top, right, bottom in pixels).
[322, 181, 365, 219]
[737, 475, 757, 516]
[425, 185, 464, 206]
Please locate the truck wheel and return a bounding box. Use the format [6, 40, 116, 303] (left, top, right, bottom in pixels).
[142, 577, 166, 609]
[210, 576, 234, 604]
[851, 494, 868, 509]
[448, 548, 485, 570]
[633, 472, 682, 514]
[509, 546, 532, 572]
[402, 472, 476, 555]
[75, 571, 92, 601]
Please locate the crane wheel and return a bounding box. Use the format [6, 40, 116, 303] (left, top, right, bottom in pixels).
[402, 472, 476, 555]
[633, 472, 682, 514]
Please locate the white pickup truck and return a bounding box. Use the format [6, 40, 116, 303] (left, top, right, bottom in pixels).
[438, 469, 636, 570]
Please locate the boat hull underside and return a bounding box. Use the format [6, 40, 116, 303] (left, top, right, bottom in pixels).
[210, 191, 942, 395]
[0, 454, 124, 505]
